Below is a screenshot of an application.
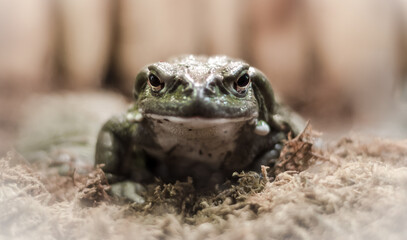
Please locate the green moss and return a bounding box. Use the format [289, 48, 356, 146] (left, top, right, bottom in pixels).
[125, 171, 265, 223]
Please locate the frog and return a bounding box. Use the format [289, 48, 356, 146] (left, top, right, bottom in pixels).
[95, 55, 303, 201]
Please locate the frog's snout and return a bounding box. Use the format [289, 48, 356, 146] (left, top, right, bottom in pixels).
[181, 85, 210, 100]
[178, 84, 225, 117]
[181, 75, 220, 99]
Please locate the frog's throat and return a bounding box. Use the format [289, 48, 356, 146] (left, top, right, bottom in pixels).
[144, 113, 257, 128]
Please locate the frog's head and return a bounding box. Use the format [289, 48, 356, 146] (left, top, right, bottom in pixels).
[133, 55, 276, 126]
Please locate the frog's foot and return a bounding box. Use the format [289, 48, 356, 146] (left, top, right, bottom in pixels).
[250, 143, 283, 172]
[109, 181, 146, 204]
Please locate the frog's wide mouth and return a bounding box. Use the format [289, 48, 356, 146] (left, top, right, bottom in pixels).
[144, 113, 257, 128]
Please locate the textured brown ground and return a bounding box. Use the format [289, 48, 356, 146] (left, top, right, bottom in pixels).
[1, 93, 407, 240]
[2, 134, 407, 240]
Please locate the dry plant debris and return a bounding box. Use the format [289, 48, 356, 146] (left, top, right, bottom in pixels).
[77, 166, 111, 207]
[2, 127, 407, 239]
[273, 121, 324, 176]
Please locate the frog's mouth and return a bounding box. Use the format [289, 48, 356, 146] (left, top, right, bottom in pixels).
[144, 113, 257, 128]
[138, 86, 260, 120]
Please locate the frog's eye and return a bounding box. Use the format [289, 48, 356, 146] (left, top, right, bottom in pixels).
[148, 73, 164, 92]
[234, 73, 251, 94]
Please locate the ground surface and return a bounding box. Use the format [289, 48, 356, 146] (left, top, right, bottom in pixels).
[1, 92, 407, 240]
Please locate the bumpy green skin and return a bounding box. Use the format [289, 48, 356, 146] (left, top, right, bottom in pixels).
[95, 55, 303, 186]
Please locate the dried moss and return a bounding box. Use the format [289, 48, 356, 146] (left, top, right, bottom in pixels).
[3, 134, 407, 239]
[39, 124, 320, 224]
[124, 171, 264, 221]
[77, 166, 111, 207]
[273, 122, 324, 177]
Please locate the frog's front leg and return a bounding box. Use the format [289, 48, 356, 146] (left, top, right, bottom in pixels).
[249, 143, 283, 173]
[249, 110, 301, 175]
[95, 114, 151, 202]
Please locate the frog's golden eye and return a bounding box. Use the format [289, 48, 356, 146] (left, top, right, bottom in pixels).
[234, 73, 251, 94]
[148, 73, 164, 92]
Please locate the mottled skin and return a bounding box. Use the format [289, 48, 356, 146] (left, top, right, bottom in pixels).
[95, 55, 303, 190]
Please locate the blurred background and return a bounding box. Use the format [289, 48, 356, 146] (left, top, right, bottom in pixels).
[1, 0, 407, 155]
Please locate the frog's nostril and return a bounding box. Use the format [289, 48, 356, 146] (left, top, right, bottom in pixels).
[208, 81, 216, 89]
[204, 88, 215, 96]
[180, 78, 195, 96]
[183, 88, 194, 96]
[203, 81, 217, 96]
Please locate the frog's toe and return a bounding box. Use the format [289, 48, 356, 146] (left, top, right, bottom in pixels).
[250, 148, 281, 172]
[110, 181, 146, 204]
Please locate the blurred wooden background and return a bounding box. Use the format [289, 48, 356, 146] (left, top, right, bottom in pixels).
[1, 0, 407, 153]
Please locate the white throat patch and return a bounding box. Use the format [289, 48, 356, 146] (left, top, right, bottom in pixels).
[144, 114, 253, 169]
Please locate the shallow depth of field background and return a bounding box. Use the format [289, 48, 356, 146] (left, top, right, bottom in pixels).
[1, 0, 407, 155]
